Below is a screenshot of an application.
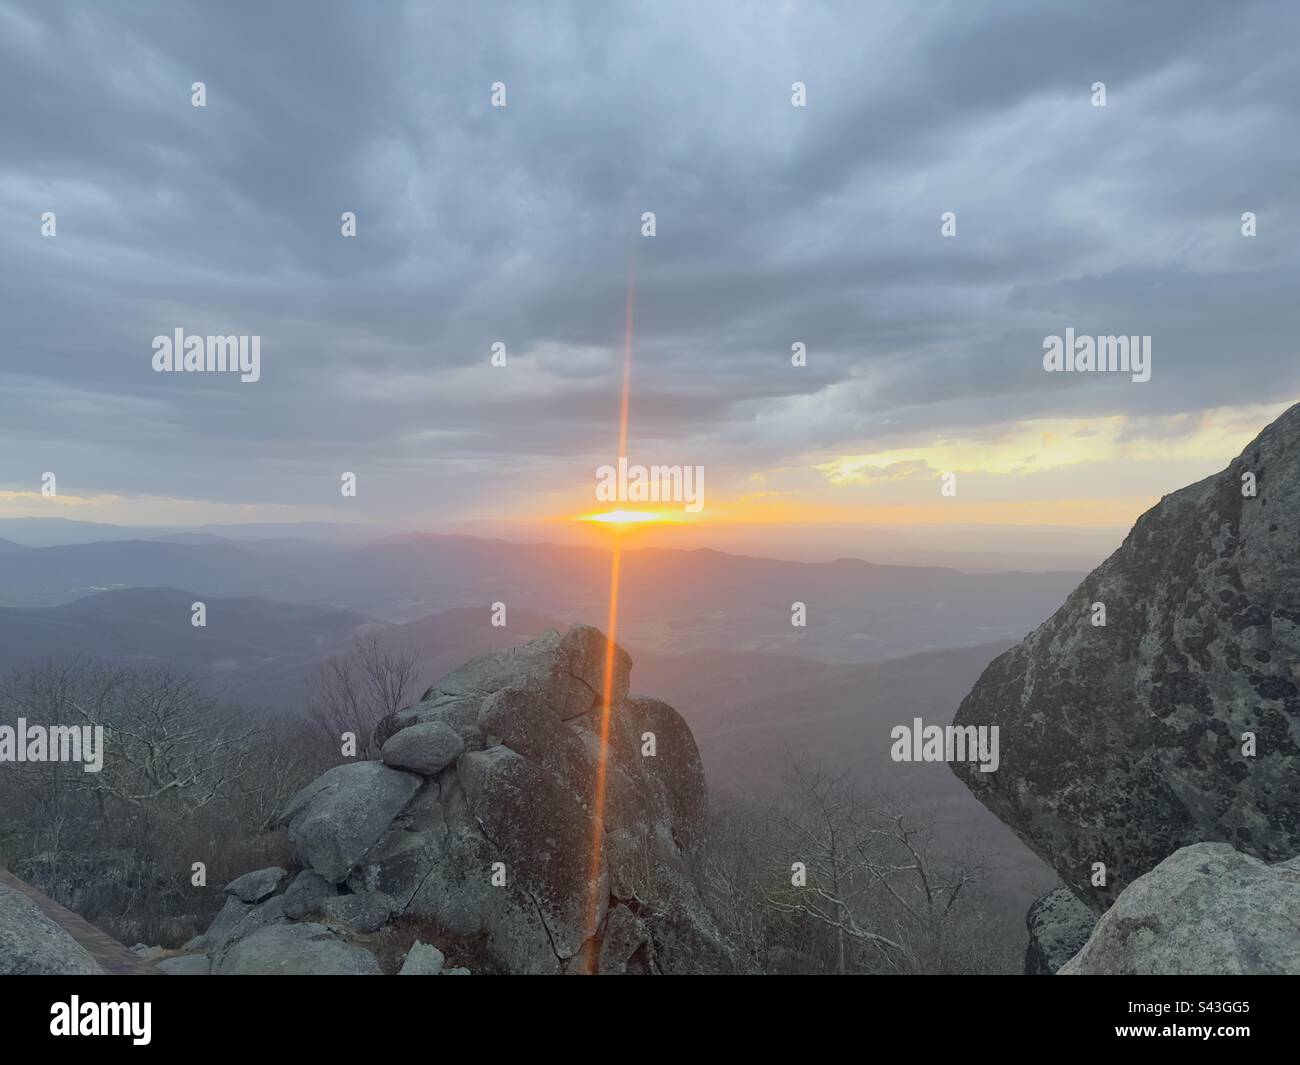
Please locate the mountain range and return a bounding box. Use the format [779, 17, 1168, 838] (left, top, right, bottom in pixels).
[0, 531, 1079, 664]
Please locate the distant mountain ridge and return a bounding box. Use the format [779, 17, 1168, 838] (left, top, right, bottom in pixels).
[0, 588, 384, 695]
[0, 533, 1080, 664]
[0, 517, 382, 548]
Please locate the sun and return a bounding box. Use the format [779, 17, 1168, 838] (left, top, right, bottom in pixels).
[577, 509, 669, 525]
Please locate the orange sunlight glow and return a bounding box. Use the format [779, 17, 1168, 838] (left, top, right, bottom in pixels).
[578, 508, 673, 525]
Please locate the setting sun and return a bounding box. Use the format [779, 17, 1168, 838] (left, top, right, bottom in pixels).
[577, 509, 670, 525]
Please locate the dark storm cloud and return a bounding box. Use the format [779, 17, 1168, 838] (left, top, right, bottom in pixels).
[1, 0, 1298, 517]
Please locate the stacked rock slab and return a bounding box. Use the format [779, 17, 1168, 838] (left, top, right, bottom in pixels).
[179, 624, 739, 975]
[951, 403, 1300, 911]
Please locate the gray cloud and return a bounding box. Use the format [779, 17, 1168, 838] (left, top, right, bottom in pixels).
[1, 0, 1298, 518]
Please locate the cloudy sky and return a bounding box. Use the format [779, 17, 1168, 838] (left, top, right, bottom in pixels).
[2, 0, 1298, 542]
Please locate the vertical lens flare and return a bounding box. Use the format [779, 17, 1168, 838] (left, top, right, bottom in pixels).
[582, 253, 636, 970]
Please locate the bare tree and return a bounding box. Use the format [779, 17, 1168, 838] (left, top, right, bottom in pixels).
[748, 756, 992, 974]
[304, 638, 421, 763]
[64, 667, 261, 814]
[0, 659, 306, 946]
[763, 759, 908, 972]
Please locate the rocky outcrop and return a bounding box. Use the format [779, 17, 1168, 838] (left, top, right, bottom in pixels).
[1061, 843, 1300, 974]
[952, 403, 1300, 910]
[1024, 887, 1095, 974]
[170, 624, 738, 975]
[0, 880, 102, 975]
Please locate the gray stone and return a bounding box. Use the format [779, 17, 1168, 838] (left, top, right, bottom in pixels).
[422, 626, 629, 721]
[0, 881, 101, 975]
[635, 861, 740, 975]
[1061, 843, 1300, 975]
[623, 696, 708, 851]
[1024, 888, 1095, 974]
[281, 760, 422, 883]
[390, 779, 445, 834]
[224, 866, 287, 903]
[378, 694, 485, 751]
[184, 895, 252, 952]
[281, 869, 338, 919]
[381, 720, 464, 775]
[560, 624, 632, 716]
[204, 894, 288, 957]
[397, 940, 445, 975]
[157, 953, 211, 975]
[597, 905, 650, 974]
[460, 745, 606, 960]
[320, 891, 392, 933]
[402, 807, 562, 974]
[215, 922, 383, 975]
[347, 829, 446, 907]
[442, 966, 472, 975]
[953, 402, 1300, 910]
[479, 686, 593, 798]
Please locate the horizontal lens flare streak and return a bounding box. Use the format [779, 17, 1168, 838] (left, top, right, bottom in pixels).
[578, 509, 672, 524]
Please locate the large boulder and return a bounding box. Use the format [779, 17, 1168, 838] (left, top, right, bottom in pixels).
[1024, 888, 1095, 975]
[459, 744, 606, 961]
[623, 696, 708, 850]
[407, 624, 631, 725]
[1061, 843, 1300, 974]
[478, 686, 591, 796]
[207, 625, 739, 974]
[952, 402, 1300, 910]
[0, 880, 102, 975]
[381, 720, 464, 774]
[280, 761, 422, 883]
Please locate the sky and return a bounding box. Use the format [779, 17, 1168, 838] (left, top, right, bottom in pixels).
[1, 0, 1298, 551]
